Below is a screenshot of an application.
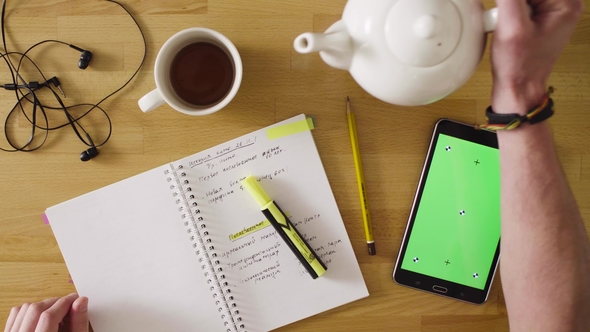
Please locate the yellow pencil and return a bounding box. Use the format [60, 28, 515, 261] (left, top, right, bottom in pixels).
[346, 97, 376, 255]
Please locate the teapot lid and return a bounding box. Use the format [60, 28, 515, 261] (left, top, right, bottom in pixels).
[384, 0, 461, 67]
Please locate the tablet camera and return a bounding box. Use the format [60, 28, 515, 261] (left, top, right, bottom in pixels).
[413, 257, 419, 263]
[473, 273, 479, 278]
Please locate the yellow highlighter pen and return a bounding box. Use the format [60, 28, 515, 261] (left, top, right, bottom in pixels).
[242, 175, 327, 279]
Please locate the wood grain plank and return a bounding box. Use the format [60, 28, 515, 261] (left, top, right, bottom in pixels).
[0, 1, 588, 331]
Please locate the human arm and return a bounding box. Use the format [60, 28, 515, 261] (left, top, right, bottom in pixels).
[490, 0, 590, 331]
[498, 123, 590, 332]
[4, 293, 88, 332]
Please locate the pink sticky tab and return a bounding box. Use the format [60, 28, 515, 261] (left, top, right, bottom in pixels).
[42, 214, 49, 225]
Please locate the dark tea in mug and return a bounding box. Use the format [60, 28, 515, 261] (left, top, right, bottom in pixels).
[170, 42, 234, 106]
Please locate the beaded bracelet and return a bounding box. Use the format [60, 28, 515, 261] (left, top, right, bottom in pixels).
[476, 87, 555, 131]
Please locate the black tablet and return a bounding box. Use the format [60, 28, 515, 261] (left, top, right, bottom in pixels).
[393, 119, 500, 304]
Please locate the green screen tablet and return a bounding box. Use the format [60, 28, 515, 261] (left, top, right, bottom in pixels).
[393, 119, 500, 304]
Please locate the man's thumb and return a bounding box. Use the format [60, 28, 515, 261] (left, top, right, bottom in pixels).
[69, 297, 89, 332]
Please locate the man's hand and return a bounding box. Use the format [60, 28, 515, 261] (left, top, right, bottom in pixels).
[491, 0, 583, 114]
[4, 293, 88, 332]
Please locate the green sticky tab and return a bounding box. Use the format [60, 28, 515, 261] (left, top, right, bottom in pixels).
[266, 117, 315, 140]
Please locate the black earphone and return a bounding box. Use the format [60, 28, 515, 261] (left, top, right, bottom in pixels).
[70, 44, 98, 160]
[69, 44, 93, 70]
[80, 133, 99, 162]
[0, 0, 146, 162]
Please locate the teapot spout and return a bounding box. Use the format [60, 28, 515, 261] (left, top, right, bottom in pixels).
[294, 21, 352, 70]
[294, 31, 350, 54]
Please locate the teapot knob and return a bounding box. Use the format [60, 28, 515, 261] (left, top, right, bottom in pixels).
[414, 15, 437, 39]
[385, 0, 461, 68]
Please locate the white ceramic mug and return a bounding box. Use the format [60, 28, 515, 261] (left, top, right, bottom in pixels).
[138, 28, 242, 115]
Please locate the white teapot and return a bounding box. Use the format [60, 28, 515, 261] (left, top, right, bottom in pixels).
[294, 0, 498, 106]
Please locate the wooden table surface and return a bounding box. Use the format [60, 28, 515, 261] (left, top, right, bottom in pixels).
[1, 0, 589, 331]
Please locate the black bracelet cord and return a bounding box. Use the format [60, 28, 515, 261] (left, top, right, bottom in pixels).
[476, 87, 555, 131]
[0, 0, 146, 152]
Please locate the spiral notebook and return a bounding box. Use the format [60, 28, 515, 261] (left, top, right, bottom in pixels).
[46, 114, 369, 332]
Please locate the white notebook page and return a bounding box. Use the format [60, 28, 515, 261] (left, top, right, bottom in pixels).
[47, 167, 223, 332]
[47, 114, 368, 332]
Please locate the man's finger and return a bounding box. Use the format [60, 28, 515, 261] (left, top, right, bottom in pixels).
[68, 297, 89, 332]
[17, 298, 60, 332]
[34, 293, 79, 332]
[9, 303, 30, 332]
[495, 0, 530, 28]
[5, 305, 22, 332]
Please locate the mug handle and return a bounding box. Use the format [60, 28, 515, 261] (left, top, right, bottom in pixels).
[138, 89, 166, 113]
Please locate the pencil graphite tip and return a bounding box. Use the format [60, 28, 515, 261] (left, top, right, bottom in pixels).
[346, 97, 351, 114]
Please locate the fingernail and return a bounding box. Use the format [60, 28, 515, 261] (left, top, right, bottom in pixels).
[79, 297, 88, 313]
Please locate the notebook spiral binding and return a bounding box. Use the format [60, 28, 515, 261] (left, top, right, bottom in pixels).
[166, 164, 246, 332]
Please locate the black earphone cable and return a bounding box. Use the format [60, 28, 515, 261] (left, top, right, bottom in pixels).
[0, 0, 146, 153]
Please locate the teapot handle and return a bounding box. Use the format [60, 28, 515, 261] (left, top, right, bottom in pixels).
[483, 8, 498, 32]
[483, 6, 532, 32]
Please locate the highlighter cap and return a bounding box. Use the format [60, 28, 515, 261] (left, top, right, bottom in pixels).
[242, 175, 271, 208]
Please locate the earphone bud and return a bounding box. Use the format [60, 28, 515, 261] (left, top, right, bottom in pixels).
[78, 50, 93, 70]
[80, 133, 99, 162]
[69, 44, 93, 70]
